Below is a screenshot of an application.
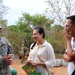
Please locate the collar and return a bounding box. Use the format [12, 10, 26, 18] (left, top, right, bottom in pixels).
[35, 40, 47, 47]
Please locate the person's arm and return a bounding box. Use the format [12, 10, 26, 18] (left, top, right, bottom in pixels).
[63, 52, 75, 62]
[63, 53, 71, 62]
[7, 43, 13, 54]
[63, 28, 75, 61]
[0, 56, 5, 67]
[64, 40, 75, 61]
[32, 44, 55, 68]
[44, 45, 55, 69]
[7, 42, 14, 65]
[30, 61, 46, 68]
[0, 37, 14, 67]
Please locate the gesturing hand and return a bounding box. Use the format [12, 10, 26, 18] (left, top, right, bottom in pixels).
[31, 62, 39, 67]
[63, 28, 72, 41]
[26, 60, 33, 64]
[3, 54, 13, 65]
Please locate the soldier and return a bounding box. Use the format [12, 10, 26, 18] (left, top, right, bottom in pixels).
[0, 26, 14, 75]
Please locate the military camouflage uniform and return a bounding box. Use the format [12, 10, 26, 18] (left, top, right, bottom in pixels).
[0, 37, 13, 75]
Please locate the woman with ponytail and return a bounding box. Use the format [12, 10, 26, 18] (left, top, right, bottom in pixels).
[26, 26, 55, 75]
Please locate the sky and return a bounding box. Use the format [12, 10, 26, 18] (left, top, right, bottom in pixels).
[3, 0, 48, 25]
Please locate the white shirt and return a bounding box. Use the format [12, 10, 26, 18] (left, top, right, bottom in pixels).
[68, 37, 75, 75]
[27, 41, 55, 75]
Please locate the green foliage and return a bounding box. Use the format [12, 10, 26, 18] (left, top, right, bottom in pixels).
[7, 13, 65, 55]
[0, 0, 8, 18]
[0, 20, 8, 36]
[18, 13, 54, 29]
[52, 25, 64, 31]
[8, 25, 20, 32]
[48, 25, 65, 54]
[31, 14, 54, 29]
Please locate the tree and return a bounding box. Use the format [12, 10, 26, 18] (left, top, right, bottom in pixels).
[7, 25, 29, 54]
[0, 0, 8, 36]
[49, 25, 65, 54]
[8, 13, 54, 54]
[17, 13, 54, 42]
[0, 0, 8, 19]
[17, 13, 54, 29]
[0, 20, 7, 36]
[8, 13, 66, 54]
[45, 0, 75, 26]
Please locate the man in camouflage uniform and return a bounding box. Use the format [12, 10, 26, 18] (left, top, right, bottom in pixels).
[0, 26, 14, 75]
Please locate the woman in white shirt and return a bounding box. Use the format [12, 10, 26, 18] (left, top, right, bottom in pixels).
[26, 26, 55, 75]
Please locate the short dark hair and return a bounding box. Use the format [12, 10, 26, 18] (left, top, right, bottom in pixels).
[33, 26, 45, 38]
[67, 15, 75, 25]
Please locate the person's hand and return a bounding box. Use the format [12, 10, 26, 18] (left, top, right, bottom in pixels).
[7, 58, 13, 65]
[26, 60, 39, 67]
[26, 60, 45, 67]
[63, 27, 72, 41]
[31, 62, 40, 67]
[7, 54, 14, 65]
[26, 60, 33, 64]
[3, 54, 14, 65]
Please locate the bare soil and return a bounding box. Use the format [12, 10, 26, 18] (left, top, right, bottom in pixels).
[11, 55, 68, 75]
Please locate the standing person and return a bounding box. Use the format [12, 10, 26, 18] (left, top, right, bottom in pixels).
[63, 15, 75, 75]
[21, 43, 27, 56]
[26, 26, 55, 75]
[20, 43, 27, 63]
[0, 26, 14, 75]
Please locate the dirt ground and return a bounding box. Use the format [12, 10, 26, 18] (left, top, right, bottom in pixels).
[11, 55, 68, 75]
